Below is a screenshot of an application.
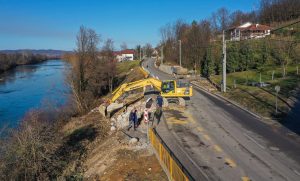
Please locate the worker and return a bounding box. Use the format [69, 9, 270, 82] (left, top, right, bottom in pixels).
[155, 93, 163, 126]
[133, 109, 138, 130]
[127, 109, 135, 131]
[156, 92, 163, 108]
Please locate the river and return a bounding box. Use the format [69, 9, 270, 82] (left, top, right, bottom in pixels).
[0, 59, 70, 127]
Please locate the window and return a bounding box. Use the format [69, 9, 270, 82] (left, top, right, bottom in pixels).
[161, 81, 175, 93]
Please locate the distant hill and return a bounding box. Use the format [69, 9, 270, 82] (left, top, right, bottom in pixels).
[0, 49, 73, 58]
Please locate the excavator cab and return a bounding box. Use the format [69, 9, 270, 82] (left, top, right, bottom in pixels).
[161, 80, 192, 98]
[161, 81, 175, 93]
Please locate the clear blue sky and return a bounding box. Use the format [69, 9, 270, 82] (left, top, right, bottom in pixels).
[0, 0, 259, 51]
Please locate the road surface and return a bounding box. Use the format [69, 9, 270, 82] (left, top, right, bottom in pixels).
[143, 58, 300, 181]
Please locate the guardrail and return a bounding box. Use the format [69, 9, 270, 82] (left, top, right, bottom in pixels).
[149, 128, 194, 181]
[207, 77, 221, 91]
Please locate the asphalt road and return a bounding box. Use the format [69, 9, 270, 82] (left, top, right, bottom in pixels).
[142, 58, 300, 181]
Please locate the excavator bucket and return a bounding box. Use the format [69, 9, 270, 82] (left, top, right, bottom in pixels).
[99, 102, 124, 117]
[99, 104, 107, 117]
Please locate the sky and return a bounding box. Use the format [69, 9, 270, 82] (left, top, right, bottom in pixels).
[0, 0, 259, 51]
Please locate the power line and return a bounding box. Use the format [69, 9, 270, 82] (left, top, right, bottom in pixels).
[271, 19, 300, 33]
[227, 38, 300, 44]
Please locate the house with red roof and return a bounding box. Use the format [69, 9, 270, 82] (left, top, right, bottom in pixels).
[114, 49, 135, 62]
[228, 22, 271, 41]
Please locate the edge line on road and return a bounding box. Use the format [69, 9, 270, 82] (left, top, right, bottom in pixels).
[243, 133, 266, 150]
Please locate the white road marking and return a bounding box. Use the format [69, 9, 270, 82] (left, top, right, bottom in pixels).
[243, 133, 266, 150]
[293, 169, 300, 176]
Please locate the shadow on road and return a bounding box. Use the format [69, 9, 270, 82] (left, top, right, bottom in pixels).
[282, 94, 300, 135]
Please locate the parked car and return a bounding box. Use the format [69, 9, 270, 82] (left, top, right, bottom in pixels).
[248, 82, 270, 87]
[257, 82, 271, 87]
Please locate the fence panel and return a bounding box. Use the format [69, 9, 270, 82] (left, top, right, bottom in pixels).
[149, 128, 192, 181]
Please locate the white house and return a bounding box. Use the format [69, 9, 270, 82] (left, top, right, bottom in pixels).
[228, 22, 271, 41]
[114, 49, 135, 62]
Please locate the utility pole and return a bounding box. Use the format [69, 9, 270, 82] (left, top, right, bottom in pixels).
[222, 30, 227, 93]
[139, 46, 142, 61]
[161, 46, 164, 65]
[275, 85, 280, 114]
[179, 40, 182, 67]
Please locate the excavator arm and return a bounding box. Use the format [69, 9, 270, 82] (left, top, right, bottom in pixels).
[99, 77, 192, 117]
[110, 77, 162, 103]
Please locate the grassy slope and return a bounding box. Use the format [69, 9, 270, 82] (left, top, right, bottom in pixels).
[117, 60, 140, 75]
[210, 65, 300, 118]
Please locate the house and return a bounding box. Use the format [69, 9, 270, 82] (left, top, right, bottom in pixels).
[228, 22, 271, 41]
[114, 49, 135, 62]
[152, 49, 159, 58]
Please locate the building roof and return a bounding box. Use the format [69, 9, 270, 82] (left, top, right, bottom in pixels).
[121, 49, 135, 54]
[244, 24, 271, 31]
[114, 49, 135, 56]
[228, 22, 271, 31]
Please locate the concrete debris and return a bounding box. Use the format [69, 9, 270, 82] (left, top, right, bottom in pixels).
[178, 97, 186, 107]
[115, 114, 127, 129]
[110, 126, 116, 131]
[110, 117, 116, 122]
[129, 137, 139, 144]
[107, 102, 124, 113]
[91, 107, 99, 113]
[163, 97, 168, 107]
[98, 104, 106, 117]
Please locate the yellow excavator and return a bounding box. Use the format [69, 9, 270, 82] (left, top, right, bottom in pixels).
[99, 77, 193, 117]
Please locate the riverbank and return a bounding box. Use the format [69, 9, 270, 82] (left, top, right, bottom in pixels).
[0, 49, 70, 74]
[0, 60, 167, 180]
[0, 57, 51, 76]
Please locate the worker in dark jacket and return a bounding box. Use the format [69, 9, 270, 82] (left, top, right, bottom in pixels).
[156, 93, 163, 108]
[133, 109, 138, 130]
[127, 109, 135, 131]
[155, 93, 163, 126]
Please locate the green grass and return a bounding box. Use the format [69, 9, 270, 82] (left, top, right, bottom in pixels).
[117, 60, 140, 74]
[210, 64, 300, 118]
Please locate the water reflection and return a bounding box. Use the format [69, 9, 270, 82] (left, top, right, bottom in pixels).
[0, 60, 70, 127]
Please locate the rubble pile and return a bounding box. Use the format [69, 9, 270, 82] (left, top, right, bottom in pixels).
[110, 97, 156, 131]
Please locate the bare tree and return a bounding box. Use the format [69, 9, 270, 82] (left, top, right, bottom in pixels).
[69, 26, 100, 113]
[101, 39, 116, 92]
[120, 42, 128, 50]
[0, 110, 60, 180]
[143, 43, 153, 57]
[259, 0, 300, 24]
[216, 7, 230, 31]
[272, 39, 295, 77]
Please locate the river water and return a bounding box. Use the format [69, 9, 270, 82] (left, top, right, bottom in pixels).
[0, 60, 70, 127]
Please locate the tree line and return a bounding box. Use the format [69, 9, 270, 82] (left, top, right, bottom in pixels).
[159, 0, 300, 77]
[260, 0, 300, 24]
[0, 53, 49, 73]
